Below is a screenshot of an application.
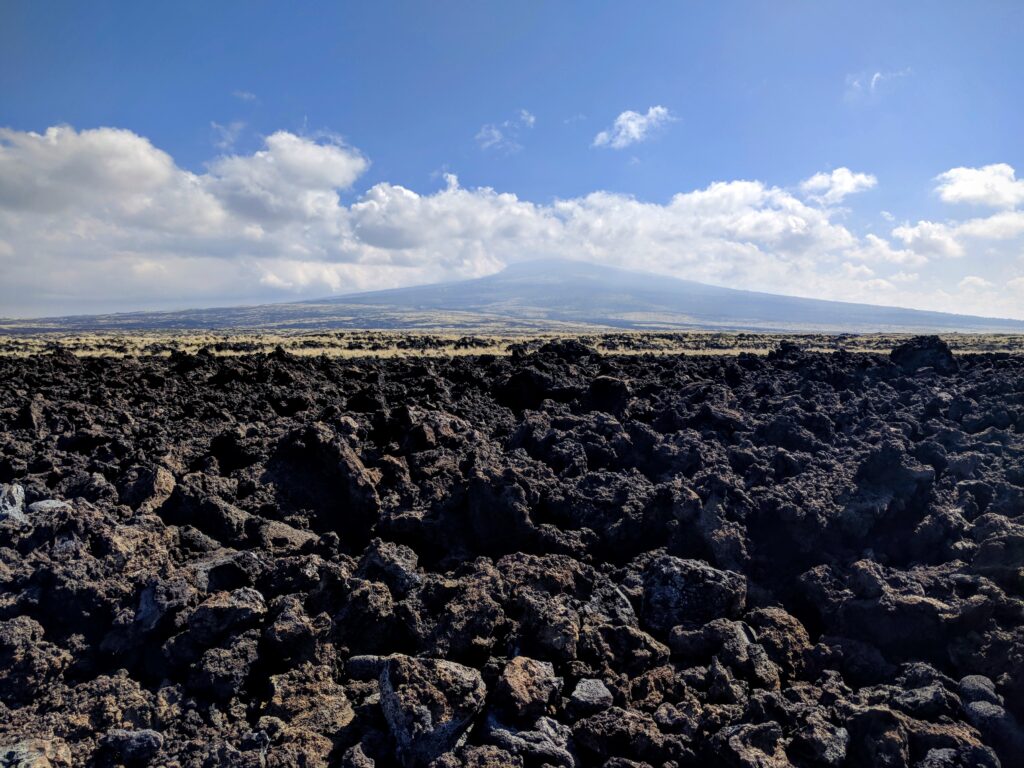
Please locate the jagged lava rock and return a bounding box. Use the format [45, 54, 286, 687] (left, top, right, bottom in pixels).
[379, 655, 487, 766]
[0, 337, 1020, 765]
[890, 335, 958, 374]
[642, 556, 746, 634]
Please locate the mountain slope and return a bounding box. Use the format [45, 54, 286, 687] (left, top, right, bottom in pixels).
[333, 259, 1024, 332]
[3, 259, 1024, 333]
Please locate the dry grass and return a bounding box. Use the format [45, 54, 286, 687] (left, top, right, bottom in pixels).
[1, 329, 1022, 358]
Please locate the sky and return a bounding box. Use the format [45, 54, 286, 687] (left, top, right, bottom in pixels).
[1, 2, 1023, 318]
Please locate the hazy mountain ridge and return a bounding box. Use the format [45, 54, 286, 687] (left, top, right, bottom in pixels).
[3, 260, 1023, 334]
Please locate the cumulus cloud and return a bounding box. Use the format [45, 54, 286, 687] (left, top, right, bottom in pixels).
[1, 124, 1023, 319]
[800, 167, 878, 205]
[884, 164, 1024, 269]
[0, 126, 181, 214]
[889, 271, 919, 284]
[955, 210, 1024, 240]
[205, 130, 368, 222]
[864, 277, 895, 292]
[891, 220, 965, 259]
[842, 262, 875, 279]
[935, 163, 1024, 209]
[847, 234, 927, 266]
[593, 106, 673, 149]
[959, 275, 994, 290]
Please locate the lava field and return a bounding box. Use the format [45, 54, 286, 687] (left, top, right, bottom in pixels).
[0, 336, 1022, 768]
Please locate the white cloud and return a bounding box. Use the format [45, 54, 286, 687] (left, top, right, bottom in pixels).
[871, 68, 911, 91]
[0, 125, 225, 237]
[842, 262, 875, 278]
[959, 275, 994, 290]
[800, 167, 877, 205]
[233, 90, 257, 102]
[889, 271, 919, 284]
[0, 126, 181, 214]
[891, 221, 965, 258]
[211, 120, 246, 150]
[935, 163, 1024, 209]
[955, 210, 1024, 240]
[847, 233, 928, 266]
[845, 68, 912, 101]
[475, 110, 535, 153]
[882, 166, 1024, 270]
[475, 125, 509, 151]
[205, 130, 368, 222]
[2, 124, 1024, 320]
[593, 106, 674, 149]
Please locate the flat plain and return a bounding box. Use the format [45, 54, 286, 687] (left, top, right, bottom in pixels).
[3, 329, 1024, 358]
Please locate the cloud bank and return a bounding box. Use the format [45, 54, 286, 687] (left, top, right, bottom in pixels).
[1, 124, 1023, 319]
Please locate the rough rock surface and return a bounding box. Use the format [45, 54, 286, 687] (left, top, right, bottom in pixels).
[379, 655, 486, 766]
[0, 336, 1021, 766]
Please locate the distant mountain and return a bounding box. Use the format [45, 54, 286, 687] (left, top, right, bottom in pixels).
[4, 259, 1024, 334]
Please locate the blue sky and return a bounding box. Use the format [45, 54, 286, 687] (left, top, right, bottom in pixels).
[2, 2, 1023, 317]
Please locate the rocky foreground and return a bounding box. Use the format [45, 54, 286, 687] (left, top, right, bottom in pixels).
[0, 337, 1022, 767]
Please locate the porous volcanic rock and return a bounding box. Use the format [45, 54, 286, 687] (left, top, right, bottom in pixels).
[379, 655, 487, 766]
[890, 335, 958, 374]
[0, 336, 1021, 766]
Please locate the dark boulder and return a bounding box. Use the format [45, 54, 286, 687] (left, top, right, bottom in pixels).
[379, 655, 487, 767]
[642, 556, 746, 634]
[890, 335, 958, 374]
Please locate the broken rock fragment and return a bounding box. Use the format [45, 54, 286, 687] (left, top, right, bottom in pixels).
[379, 655, 487, 767]
[568, 678, 614, 718]
[641, 556, 746, 634]
[99, 729, 164, 764]
[494, 656, 562, 722]
[0, 483, 26, 523]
